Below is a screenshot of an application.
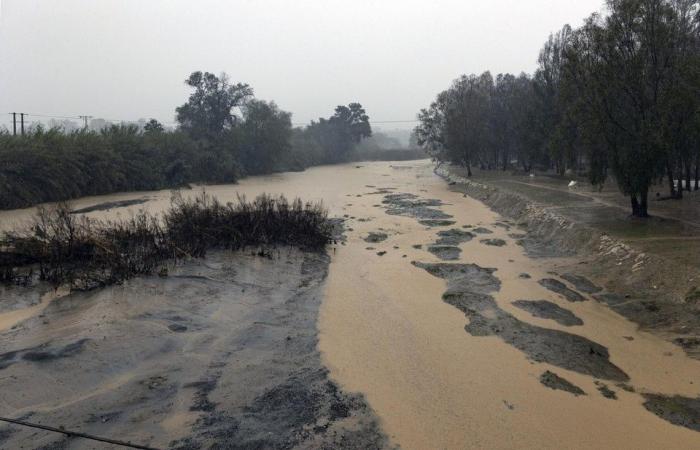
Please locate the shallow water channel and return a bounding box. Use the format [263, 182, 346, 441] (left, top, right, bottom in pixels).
[1, 160, 699, 449]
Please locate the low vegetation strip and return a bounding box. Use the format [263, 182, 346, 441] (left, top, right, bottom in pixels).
[0, 193, 332, 290]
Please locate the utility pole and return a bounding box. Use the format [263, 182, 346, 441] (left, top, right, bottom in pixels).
[79, 115, 92, 130]
[20, 113, 25, 135]
[11, 112, 16, 136]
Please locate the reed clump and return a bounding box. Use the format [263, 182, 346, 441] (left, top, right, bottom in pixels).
[0, 193, 332, 290]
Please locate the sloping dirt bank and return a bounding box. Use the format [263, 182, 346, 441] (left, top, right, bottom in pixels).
[0, 249, 390, 449]
[437, 165, 700, 360]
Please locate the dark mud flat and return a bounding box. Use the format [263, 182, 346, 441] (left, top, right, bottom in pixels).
[538, 278, 587, 302]
[412, 262, 629, 381]
[70, 197, 150, 214]
[539, 370, 586, 396]
[435, 229, 475, 245]
[418, 219, 457, 227]
[595, 382, 618, 400]
[559, 274, 602, 294]
[0, 249, 390, 449]
[364, 232, 388, 243]
[512, 300, 583, 326]
[382, 193, 452, 220]
[480, 238, 506, 247]
[425, 229, 475, 261]
[428, 245, 461, 261]
[643, 394, 700, 432]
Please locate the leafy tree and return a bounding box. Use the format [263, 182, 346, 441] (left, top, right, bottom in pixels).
[240, 100, 293, 174]
[415, 0, 699, 217]
[176, 71, 253, 140]
[307, 103, 372, 162]
[564, 0, 696, 216]
[144, 118, 164, 134]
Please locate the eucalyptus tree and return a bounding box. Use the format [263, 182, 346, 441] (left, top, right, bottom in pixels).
[415, 91, 448, 161]
[175, 71, 254, 140]
[563, 0, 694, 216]
[307, 103, 372, 162]
[533, 25, 581, 174]
[240, 100, 293, 174]
[661, 0, 700, 196]
[436, 73, 493, 175]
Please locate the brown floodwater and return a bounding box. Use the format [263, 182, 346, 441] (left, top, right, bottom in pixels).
[1, 160, 700, 449]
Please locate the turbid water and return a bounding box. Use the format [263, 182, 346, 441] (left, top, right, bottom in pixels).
[1, 160, 700, 449]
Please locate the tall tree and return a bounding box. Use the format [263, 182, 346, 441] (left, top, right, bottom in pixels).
[240, 100, 293, 174]
[176, 71, 253, 140]
[564, 0, 692, 216]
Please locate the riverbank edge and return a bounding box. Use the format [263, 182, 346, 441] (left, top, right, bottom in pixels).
[0, 154, 428, 212]
[436, 164, 700, 360]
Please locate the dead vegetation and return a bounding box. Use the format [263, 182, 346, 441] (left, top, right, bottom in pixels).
[0, 192, 332, 290]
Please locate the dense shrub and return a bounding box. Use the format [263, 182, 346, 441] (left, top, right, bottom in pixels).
[0, 193, 332, 289]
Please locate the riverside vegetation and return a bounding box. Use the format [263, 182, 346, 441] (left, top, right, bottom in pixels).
[0, 193, 333, 290]
[415, 0, 700, 217]
[0, 71, 401, 210]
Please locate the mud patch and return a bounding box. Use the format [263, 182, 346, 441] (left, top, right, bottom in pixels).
[413, 262, 629, 381]
[539, 370, 586, 396]
[539, 279, 587, 302]
[364, 232, 388, 243]
[428, 246, 461, 261]
[0, 338, 90, 370]
[595, 381, 618, 400]
[512, 300, 583, 326]
[435, 229, 475, 246]
[560, 274, 602, 294]
[419, 219, 457, 227]
[382, 193, 452, 220]
[642, 394, 700, 432]
[70, 198, 149, 214]
[480, 239, 506, 247]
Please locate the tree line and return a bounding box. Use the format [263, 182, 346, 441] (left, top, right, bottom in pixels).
[0, 71, 373, 210]
[415, 0, 700, 217]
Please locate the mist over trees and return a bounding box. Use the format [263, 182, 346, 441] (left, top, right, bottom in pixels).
[0, 71, 377, 209]
[416, 0, 700, 217]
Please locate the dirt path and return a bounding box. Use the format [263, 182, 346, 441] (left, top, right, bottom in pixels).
[506, 179, 700, 231]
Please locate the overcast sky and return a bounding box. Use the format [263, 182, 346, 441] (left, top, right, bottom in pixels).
[0, 0, 603, 130]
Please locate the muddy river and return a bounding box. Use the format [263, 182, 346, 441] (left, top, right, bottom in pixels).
[1, 160, 699, 449]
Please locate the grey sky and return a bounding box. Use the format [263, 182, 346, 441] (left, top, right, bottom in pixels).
[0, 0, 603, 130]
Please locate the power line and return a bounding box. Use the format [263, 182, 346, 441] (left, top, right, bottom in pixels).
[8, 111, 418, 129]
[22, 113, 82, 120]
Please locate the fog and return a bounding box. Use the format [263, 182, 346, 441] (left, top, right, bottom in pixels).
[0, 0, 602, 130]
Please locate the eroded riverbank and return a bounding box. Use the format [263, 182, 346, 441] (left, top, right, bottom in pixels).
[1, 160, 699, 449]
